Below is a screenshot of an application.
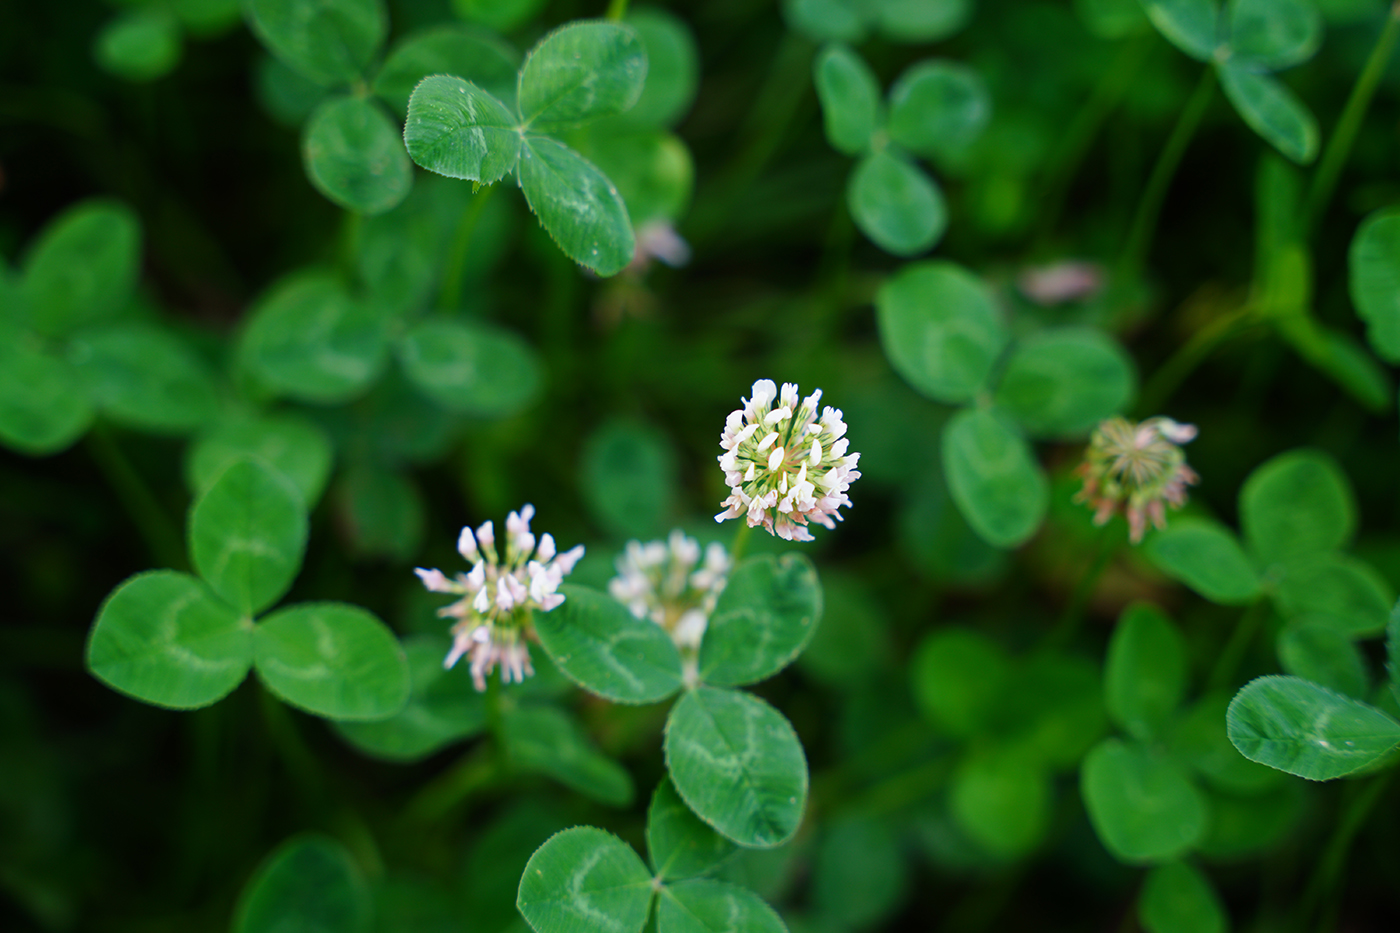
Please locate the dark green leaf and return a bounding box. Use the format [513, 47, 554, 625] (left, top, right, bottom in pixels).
[190, 458, 308, 617]
[186, 413, 333, 506]
[1145, 518, 1260, 605]
[626, 8, 699, 127]
[876, 0, 972, 42]
[876, 260, 1007, 404]
[86, 571, 253, 710]
[1291, 324, 1392, 413]
[566, 121, 694, 227]
[657, 879, 788, 933]
[1105, 603, 1187, 741]
[518, 135, 635, 276]
[1389, 602, 1400, 708]
[1240, 448, 1356, 568]
[244, 0, 386, 87]
[303, 95, 412, 215]
[68, 322, 220, 435]
[647, 777, 737, 882]
[1218, 63, 1319, 164]
[518, 21, 647, 132]
[1227, 675, 1400, 780]
[517, 827, 653, 933]
[943, 408, 1048, 549]
[796, 572, 889, 689]
[782, 0, 870, 43]
[1081, 738, 1209, 863]
[397, 316, 542, 417]
[403, 75, 521, 184]
[232, 834, 371, 933]
[1171, 692, 1283, 794]
[0, 326, 93, 456]
[811, 815, 905, 928]
[1349, 207, 1400, 364]
[255, 53, 326, 126]
[534, 585, 684, 704]
[503, 705, 634, 806]
[993, 328, 1136, 438]
[813, 44, 881, 157]
[1075, 0, 1150, 38]
[950, 746, 1051, 858]
[1002, 651, 1108, 770]
[338, 463, 425, 561]
[1143, 0, 1222, 60]
[887, 59, 991, 161]
[699, 553, 822, 688]
[1195, 780, 1305, 859]
[848, 151, 946, 256]
[254, 602, 410, 720]
[664, 686, 808, 848]
[1272, 553, 1393, 637]
[911, 627, 1009, 736]
[1225, 0, 1321, 71]
[1139, 861, 1227, 933]
[1278, 618, 1369, 699]
[95, 8, 182, 82]
[21, 199, 140, 338]
[579, 418, 678, 539]
[373, 25, 518, 115]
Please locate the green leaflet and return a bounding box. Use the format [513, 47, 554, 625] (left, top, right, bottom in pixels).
[1239, 448, 1356, 568]
[813, 43, 881, 157]
[1143, 0, 1221, 61]
[626, 8, 699, 127]
[189, 458, 308, 617]
[373, 24, 518, 115]
[20, 199, 140, 338]
[1139, 861, 1227, 933]
[503, 705, 634, 805]
[533, 585, 684, 705]
[1218, 63, 1319, 165]
[244, 0, 386, 87]
[1081, 737, 1209, 863]
[186, 413, 333, 506]
[517, 827, 653, 933]
[403, 75, 521, 184]
[1145, 518, 1260, 605]
[397, 316, 542, 417]
[887, 59, 990, 162]
[664, 686, 808, 848]
[518, 21, 647, 132]
[518, 135, 636, 276]
[0, 329, 94, 456]
[993, 328, 1136, 438]
[86, 571, 253, 710]
[657, 878, 789, 933]
[67, 322, 220, 435]
[1224, 0, 1321, 72]
[302, 95, 413, 215]
[1277, 619, 1369, 699]
[253, 602, 410, 720]
[579, 418, 678, 539]
[1271, 553, 1393, 637]
[848, 150, 946, 257]
[811, 816, 906, 928]
[232, 834, 372, 933]
[1349, 207, 1400, 364]
[950, 746, 1051, 858]
[698, 553, 823, 688]
[910, 627, 1009, 737]
[1226, 675, 1400, 780]
[95, 8, 183, 82]
[338, 462, 425, 560]
[942, 407, 1048, 549]
[1170, 692, 1283, 795]
[1105, 603, 1187, 742]
[647, 777, 737, 882]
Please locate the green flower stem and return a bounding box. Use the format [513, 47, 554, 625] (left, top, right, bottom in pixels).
[1305, 3, 1400, 234]
[1300, 768, 1395, 933]
[1044, 523, 1116, 650]
[85, 425, 187, 571]
[400, 743, 498, 826]
[605, 0, 630, 21]
[1134, 304, 1259, 415]
[1119, 65, 1216, 280]
[1207, 597, 1267, 692]
[728, 520, 753, 563]
[437, 185, 495, 311]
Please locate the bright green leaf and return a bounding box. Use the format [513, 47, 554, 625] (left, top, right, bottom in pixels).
[848, 151, 946, 257]
[1139, 861, 1227, 933]
[21, 199, 140, 338]
[699, 553, 823, 688]
[1240, 448, 1356, 568]
[534, 585, 684, 704]
[626, 8, 699, 127]
[518, 135, 635, 276]
[876, 260, 1007, 405]
[1225, 0, 1322, 71]
[811, 815, 906, 928]
[1278, 618, 1369, 699]
[373, 25, 518, 115]
[403, 75, 521, 184]
[334, 635, 487, 761]
[658, 878, 788, 933]
[517, 827, 653, 933]
[1349, 207, 1400, 364]
[503, 705, 634, 806]
[993, 328, 1136, 438]
[1105, 603, 1187, 741]
[232, 834, 371, 933]
[239, 271, 391, 404]
[814, 44, 881, 157]
[0, 328, 94, 456]
[397, 316, 542, 417]
[254, 602, 410, 720]
[887, 59, 991, 161]
[1272, 553, 1393, 637]
[911, 627, 1009, 736]
[1145, 518, 1260, 605]
[647, 777, 737, 882]
[1143, 0, 1222, 60]
[518, 21, 647, 132]
[664, 686, 808, 848]
[1081, 737, 1209, 863]
[186, 413, 333, 506]
[1227, 674, 1400, 780]
[303, 95, 412, 215]
[950, 747, 1051, 859]
[67, 322, 220, 435]
[190, 458, 308, 617]
[876, 0, 972, 42]
[943, 408, 1048, 549]
[86, 571, 253, 710]
[95, 8, 183, 82]
[243, 0, 386, 87]
[1218, 63, 1319, 165]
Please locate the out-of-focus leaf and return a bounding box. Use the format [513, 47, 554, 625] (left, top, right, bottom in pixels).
[303, 96, 413, 215]
[244, 0, 386, 87]
[1240, 448, 1356, 568]
[782, 0, 870, 43]
[1218, 63, 1319, 165]
[373, 25, 518, 114]
[503, 705, 634, 806]
[1171, 692, 1283, 795]
[993, 328, 1136, 438]
[811, 815, 906, 928]
[95, 8, 182, 82]
[68, 322, 220, 435]
[186, 413, 333, 506]
[1143, 0, 1222, 60]
[1272, 553, 1393, 637]
[0, 327, 93, 456]
[1139, 861, 1227, 933]
[453, 0, 547, 33]
[813, 43, 881, 157]
[1105, 603, 1187, 741]
[887, 59, 990, 161]
[1349, 207, 1400, 364]
[232, 834, 371, 933]
[579, 418, 677, 539]
[1278, 619, 1369, 699]
[699, 553, 822, 688]
[1081, 738, 1209, 863]
[1225, 0, 1322, 71]
[950, 747, 1051, 859]
[911, 627, 1009, 736]
[1227, 675, 1400, 779]
[517, 22, 647, 132]
[518, 136, 635, 276]
[567, 122, 693, 226]
[1002, 651, 1108, 769]
[876, 0, 972, 42]
[1075, 0, 1149, 38]
[21, 199, 140, 338]
[338, 463, 425, 561]
[626, 8, 699, 127]
[397, 316, 542, 417]
[943, 408, 1048, 549]
[848, 151, 946, 256]
[1145, 518, 1260, 605]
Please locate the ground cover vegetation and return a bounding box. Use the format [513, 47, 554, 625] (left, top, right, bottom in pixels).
[4, 0, 1400, 931]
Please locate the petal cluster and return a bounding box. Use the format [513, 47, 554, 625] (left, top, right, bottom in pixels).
[715, 379, 861, 541]
[1074, 416, 1200, 544]
[608, 530, 731, 652]
[414, 504, 584, 690]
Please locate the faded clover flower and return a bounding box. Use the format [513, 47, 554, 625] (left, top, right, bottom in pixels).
[1075, 416, 1200, 544]
[414, 504, 584, 691]
[608, 530, 731, 653]
[716, 379, 861, 542]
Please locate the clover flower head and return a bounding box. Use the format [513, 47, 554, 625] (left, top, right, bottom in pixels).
[608, 529, 731, 652]
[715, 379, 861, 542]
[1074, 416, 1200, 544]
[414, 504, 584, 690]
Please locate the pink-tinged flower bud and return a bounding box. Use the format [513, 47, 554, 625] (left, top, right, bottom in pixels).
[1075, 416, 1200, 544]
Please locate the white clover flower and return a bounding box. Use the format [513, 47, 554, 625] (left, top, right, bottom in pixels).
[715, 379, 861, 542]
[608, 530, 731, 653]
[414, 504, 584, 690]
[1074, 416, 1200, 544]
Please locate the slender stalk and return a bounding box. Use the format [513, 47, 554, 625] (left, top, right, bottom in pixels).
[1133, 306, 1257, 416]
[1301, 769, 1395, 933]
[605, 0, 630, 20]
[1045, 524, 1116, 650]
[1207, 597, 1266, 692]
[1119, 66, 1216, 279]
[85, 425, 186, 570]
[437, 185, 495, 311]
[728, 520, 753, 563]
[257, 684, 325, 809]
[1306, 3, 1400, 233]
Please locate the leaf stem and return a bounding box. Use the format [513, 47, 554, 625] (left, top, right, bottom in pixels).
[85, 425, 187, 571]
[729, 520, 753, 563]
[1300, 768, 1395, 933]
[1305, 3, 1400, 234]
[1119, 65, 1216, 279]
[605, 0, 630, 21]
[1045, 523, 1116, 650]
[437, 186, 495, 311]
[1207, 597, 1266, 692]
